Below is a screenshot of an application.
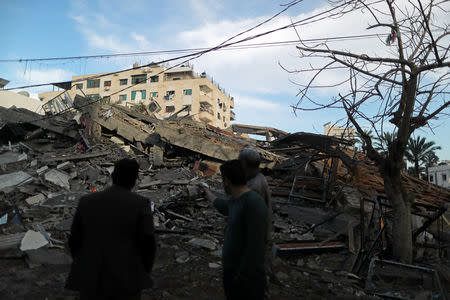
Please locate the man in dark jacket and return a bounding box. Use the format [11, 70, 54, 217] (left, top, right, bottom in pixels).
[66, 158, 156, 300]
[204, 160, 267, 300]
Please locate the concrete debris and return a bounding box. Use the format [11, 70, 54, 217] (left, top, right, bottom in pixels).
[110, 136, 125, 145]
[0, 171, 33, 190]
[25, 248, 72, 266]
[187, 238, 217, 250]
[208, 262, 221, 269]
[36, 166, 49, 175]
[0, 213, 7, 225]
[56, 162, 71, 170]
[25, 193, 46, 205]
[0, 96, 448, 298]
[0, 151, 27, 164]
[19, 230, 48, 251]
[0, 232, 26, 251]
[44, 169, 70, 190]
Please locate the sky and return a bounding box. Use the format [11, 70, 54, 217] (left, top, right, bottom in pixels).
[1, 0, 449, 160]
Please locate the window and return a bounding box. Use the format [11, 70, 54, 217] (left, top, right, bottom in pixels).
[75, 83, 83, 90]
[120, 79, 128, 85]
[119, 94, 127, 101]
[150, 92, 158, 98]
[217, 112, 221, 120]
[172, 77, 181, 81]
[131, 74, 147, 84]
[131, 90, 146, 100]
[150, 75, 159, 83]
[87, 79, 100, 88]
[164, 90, 175, 100]
[430, 175, 434, 182]
[104, 81, 111, 87]
[217, 98, 220, 105]
[183, 104, 191, 112]
[223, 116, 225, 122]
[87, 94, 100, 101]
[166, 106, 175, 113]
[442, 173, 447, 181]
[183, 89, 192, 95]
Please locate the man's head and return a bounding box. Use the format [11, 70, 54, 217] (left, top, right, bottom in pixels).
[112, 158, 139, 190]
[220, 159, 247, 195]
[238, 148, 261, 175]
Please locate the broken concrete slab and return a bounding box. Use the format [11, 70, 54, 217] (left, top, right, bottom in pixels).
[19, 230, 48, 251]
[39, 151, 109, 163]
[0, 232, 26, 251]
[36, 166, 49, 175]
[0, 106, 79, 139]
[56, 161, 71, 170]
[44, 169, 70, 190]
[0, 171, 33, 190]
[188, 238, 217, 250]
[25, 193, 46, 205]
[110, 136, 125, 145]
[208, 262, 221, 269]
[0, 151, 27, 164]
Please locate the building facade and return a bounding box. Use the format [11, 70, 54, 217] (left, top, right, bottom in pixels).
[428, 164, 450, 189]
[323, 122, 355, 141]
[38, 63, 235, 129]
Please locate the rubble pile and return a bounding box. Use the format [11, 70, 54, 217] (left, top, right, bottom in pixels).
[0, 97, 449, 299]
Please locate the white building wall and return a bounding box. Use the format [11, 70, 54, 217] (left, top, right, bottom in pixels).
[428, 165, 450, 188]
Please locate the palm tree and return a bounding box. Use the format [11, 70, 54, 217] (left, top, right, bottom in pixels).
[375, 131, 397, 156]
[405, 136, 441, 179]
[423, 151, 439, 181]
[356, 129, 373, 153]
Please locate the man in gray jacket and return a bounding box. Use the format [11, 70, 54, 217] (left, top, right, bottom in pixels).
[239, 148, 274, 285]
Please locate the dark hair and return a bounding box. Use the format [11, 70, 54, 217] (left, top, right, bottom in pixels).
[112, 158, 139, 188]
[239, 148, 261, 168]
[220, 159, 247, 186]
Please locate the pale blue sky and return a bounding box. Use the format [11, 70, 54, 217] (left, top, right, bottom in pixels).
[1, 0, 448, 160]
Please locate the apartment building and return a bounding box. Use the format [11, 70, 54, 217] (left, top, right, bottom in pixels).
[38, 63, 235, 129]
[323, 122, 355, 141]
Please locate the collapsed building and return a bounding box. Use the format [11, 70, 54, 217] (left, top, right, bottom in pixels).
[0, 96, 449, 299]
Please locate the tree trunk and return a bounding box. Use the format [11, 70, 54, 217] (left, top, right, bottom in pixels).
[414, 159, 420, 178]
[383, 162, 413, 263]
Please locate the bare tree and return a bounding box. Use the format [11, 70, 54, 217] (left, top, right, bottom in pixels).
[291, 0, 450, 263]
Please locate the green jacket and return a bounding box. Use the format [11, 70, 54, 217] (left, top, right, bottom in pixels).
[214, 190, 267, 280]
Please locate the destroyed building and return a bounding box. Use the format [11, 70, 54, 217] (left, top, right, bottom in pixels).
[38, 62, 235, 129]
[0, 79, 45, 114]
[0, 96, 449, 299]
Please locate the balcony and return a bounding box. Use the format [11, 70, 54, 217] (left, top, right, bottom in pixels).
[199, 109, 213, 123]
[199, 93, 213, 104]
[230, 110, 236, 121]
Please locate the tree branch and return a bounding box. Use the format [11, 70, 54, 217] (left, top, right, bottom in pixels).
[417, 0, 442, 65]
[296, 45, 409, 65]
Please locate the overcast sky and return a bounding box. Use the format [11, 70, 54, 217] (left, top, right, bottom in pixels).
[1, 0, 449, 160]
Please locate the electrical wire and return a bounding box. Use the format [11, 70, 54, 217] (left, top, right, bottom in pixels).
[0, 34, 387, 64]
[2, 0, 384, 124]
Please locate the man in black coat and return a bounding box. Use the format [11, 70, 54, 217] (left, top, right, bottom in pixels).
[66, 158, 156, 300]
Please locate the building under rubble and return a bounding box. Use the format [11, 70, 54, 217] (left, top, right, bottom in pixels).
[38, 63, 235, 129]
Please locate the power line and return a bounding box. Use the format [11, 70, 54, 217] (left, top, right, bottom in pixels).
[0, 34, 387, 64]
[4, 34, 387, 91]
[4, 0, 383, 124]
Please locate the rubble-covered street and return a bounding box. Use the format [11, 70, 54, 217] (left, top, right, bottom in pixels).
[0, 98, 449, 300]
